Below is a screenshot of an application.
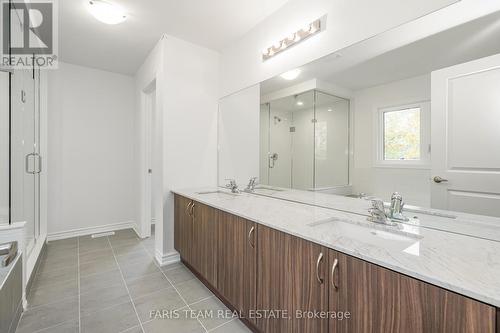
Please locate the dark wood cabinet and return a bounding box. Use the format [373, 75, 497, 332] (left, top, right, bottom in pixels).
[217, 211, 257, 324]
[256, 225, 328, 333]
[174, 195, 193, 263]
[256, 225, 291, 333]
[330, 251, 496, 333]
[174, 195, 498, 333]
[191, 202, 218, 287]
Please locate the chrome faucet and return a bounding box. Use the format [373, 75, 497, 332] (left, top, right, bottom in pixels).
[225, 179, 240, 193]
[244, 177, 258, 193]
[367, 199, 389, 224]
[389, 192, 409, 222]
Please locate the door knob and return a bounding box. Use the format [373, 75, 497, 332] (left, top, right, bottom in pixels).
[433, 176, 448, 183]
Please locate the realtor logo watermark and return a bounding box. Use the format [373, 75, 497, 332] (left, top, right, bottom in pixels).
[1, 0, 58, 69]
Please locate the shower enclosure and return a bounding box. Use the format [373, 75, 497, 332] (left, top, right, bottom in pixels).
[260, 90, 350, 191]
[1, 66, 43, 259]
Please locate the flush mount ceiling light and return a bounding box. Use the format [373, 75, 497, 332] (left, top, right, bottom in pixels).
[296, 101, 304, 106]
[280, 69, 301, 80]
[262, 17, 323, 61]
[87, 0, 127, 25]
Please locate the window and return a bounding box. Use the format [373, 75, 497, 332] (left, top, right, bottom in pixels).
[376, 102, 430, 168]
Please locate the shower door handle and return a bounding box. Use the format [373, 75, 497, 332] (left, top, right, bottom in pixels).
[25, 153, 36, 174]
[268, 153, 278, 168]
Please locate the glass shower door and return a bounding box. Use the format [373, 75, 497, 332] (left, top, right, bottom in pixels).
[268, 104, 292, 188]
[11, 68, 40, 257]
[0, 71, 9, 225]
[264, 91, 314, 189]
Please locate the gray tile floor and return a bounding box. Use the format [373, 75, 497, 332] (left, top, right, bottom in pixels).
[16, 228, 251, 333]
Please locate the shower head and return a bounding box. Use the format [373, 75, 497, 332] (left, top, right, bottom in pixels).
[274, 116, 282, 122]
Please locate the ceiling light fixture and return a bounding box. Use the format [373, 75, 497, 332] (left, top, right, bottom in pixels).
[87, 0, 127, 25]
[280, 69, 301, 80]
[296, 101, 304, 106]
[262, 17, 323, 61]
[327, 108, 333, 112]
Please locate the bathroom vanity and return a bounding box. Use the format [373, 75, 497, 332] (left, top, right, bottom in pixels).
[173, 188, 500, 333]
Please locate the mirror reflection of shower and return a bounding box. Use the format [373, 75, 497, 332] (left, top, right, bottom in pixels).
[260, 90, 350, 192]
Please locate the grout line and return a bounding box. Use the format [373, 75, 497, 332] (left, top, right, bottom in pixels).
[106, 236, 146, 333]
[186, 295, 216, 307]
[77, 237, 81, 333]
[207, 318, 238, 332]
[137, 237, 209, 333]
[22, 294, 78, 311]
[130, 284, 176, 302]
[80, 299, 139, 319]
[22, 318, 79, 333]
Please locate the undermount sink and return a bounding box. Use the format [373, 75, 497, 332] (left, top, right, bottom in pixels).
[310, 218, 422, 254]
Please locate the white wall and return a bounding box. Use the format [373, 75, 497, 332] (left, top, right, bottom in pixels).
[218, 85, 260, 187]
[47, 62, 136, 236]
[220, 0, 463, 96]
[161, 36, 219, 260]
[135, 36, 219, 264]
[351, 74, 431, 206]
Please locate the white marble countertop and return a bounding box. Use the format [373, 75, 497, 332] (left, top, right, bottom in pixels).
[173, 187, 500, 307]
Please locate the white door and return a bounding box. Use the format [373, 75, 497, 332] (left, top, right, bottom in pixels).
[431, 53, 500, 217]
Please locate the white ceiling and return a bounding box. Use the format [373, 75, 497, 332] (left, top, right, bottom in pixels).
[261, 11, 500, 94]
[59, 0, 290, 75]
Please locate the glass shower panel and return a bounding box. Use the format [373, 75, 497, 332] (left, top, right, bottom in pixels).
[314, 91, 349, 188]
[265, 91, 315, 190]
[268, 97, 293, 188]
[290, 91, 314, 190]
[0, 72, 8, 225]
[259, 103, 270, 185]
[11, 68, 39, 256]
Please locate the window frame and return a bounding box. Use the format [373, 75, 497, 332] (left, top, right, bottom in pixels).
[374, 101, 430, 169]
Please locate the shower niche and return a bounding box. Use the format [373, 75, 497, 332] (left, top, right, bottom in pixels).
[260, 90, 350, 192]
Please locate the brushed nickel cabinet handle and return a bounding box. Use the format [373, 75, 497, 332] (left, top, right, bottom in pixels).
[190, 202, 195, 219]
[331, 258, 339, 290]
[316, 252, 324, 284]
[248, 226, 255, 248]
[185, 201, 191, 216]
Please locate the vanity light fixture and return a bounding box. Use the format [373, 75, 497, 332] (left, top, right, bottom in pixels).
[262, 18, 322, 61]
[296, 101, 304, 106]
[87, 0, 127, 25]
[327, 108, 333, 112]
[280, 69, 301, 80]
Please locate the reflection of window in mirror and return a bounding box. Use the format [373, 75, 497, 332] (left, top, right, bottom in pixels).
[375, 102, 430, 168]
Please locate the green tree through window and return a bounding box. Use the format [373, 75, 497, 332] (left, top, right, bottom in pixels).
[384, 108, 420, 160]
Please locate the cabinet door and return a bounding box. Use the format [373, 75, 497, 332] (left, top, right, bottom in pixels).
[290, 235, 329, 333]
[174, 195, 193, 264]
[331, 251, 496, 333]
[191, 202, 218, 287]
[217, 211, 256, 324]
[257, 225, 328, 333]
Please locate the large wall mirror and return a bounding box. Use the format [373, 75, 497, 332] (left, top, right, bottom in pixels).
[218, 11, 500, 240]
